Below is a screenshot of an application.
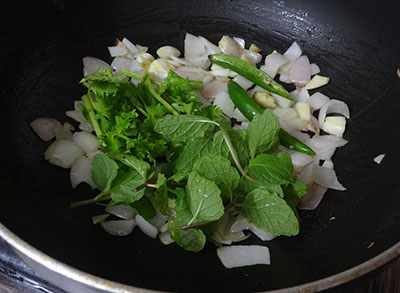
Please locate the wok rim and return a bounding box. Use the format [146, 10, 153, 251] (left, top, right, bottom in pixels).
[0, 222, 399, 292]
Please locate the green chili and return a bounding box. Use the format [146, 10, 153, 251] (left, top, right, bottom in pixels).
[227, 81, 316, 155]
[209, 54, 293, 101]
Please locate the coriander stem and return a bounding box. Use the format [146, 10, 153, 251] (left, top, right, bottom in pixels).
[82, 94, 103, 137]
[145, 78, 179, 115]
[120, 69, 162, 87]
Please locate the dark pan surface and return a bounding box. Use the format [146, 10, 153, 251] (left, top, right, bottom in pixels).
[0, 0, 399, 292]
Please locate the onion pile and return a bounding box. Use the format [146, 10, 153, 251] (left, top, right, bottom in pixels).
[30, 33, 351, 269]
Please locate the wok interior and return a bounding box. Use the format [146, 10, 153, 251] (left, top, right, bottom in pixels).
[0, 0, 399, 291]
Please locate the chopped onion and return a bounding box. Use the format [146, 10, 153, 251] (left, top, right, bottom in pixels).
[159, 231, 174, 245]
[290, 151, 313, 172]
[30, 118, 62, 141]
[184, 33, 206, 60]
[289, 55, 311, 87]
[307, 92, 330, 111]
[373, 154, 386, 164]
[298, 184, 328, 210]
[105, 205, 136, 220]
[307, 135, 348, 160]
[230, 214, 276, 241]
[212, 213, 249, 245]
[201, 80, 228, 98]
[218, 35, 241, 57]
[262, 52, 289, 79]
[306, 115, 320, 135]
[213, 92, 235, 117]
[70, 156, 95, 189]
[283, 41, 302, 60]
[322, 116, 346, 137]
[122, 37, 139, 54]
[232, 75, 253, 91]
[147, 212, 168, 230]
[313, 165, 346, 190]
[279, 74, 289, 83]
[217, 245, 271, 268]
[231, 108, 248, 122]
[241, 49, 262, 65]
[305, 75, 330, 90]
[72, 131, 100, 154]
[295, 102, 311, 122]
[297, 162, 315, 186]
[233, 37, 245, 48]
[65, 109, 93, 132]
[319, 99, 350, 128]
[322, 159, 334, 169]
[55, 122, 74, 141]
[45, 140, 84, 169]
[82, 57, 110, 77]
[310, 63, 320, 75]
[271, 93, 295, 108]
[156, 46, 181, 59]
[108, 44, 128, 57]
[100, 219, 136, 236]
[135, 215, 158, 238]
[199, 36, 222, 55]
[111, 57, 133, 72]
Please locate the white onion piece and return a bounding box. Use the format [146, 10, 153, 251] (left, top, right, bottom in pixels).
[217, 245, 271, 268]
[174, 66, 212, 83]
[307, 92, 330, 111]
[156, 46, 181, 59]
[212, 213, 249, 245]
[135, 215, 158, 238]
[214, 92, 235, 117]
[159, 231, 174, 245]
[313, 165, 346, 190]
[233, 37, 245, 48]
[108, 45, 128, 57]
[86, 150, 102, 160]
[373, 154, 386, 164]
[65, 110, 93, 132]
[186, 55, 211, 70]
[283, 41, 302, 61]
[184, 33, 206, 59]
[105, 205, 136, 220]
[307, 135, 348, 160]
[218, 35, 241, 57]
[271, 93, 294, 108]
[289, 55, 311, 87]
[232, 75, 253, 91]
[70, 156, 95, 189]
[306, 115, 320, 135]
[297, 162, 315, 186]
[298, 184, 328, 210]
[100, 219, 136, 236]
[295, 103, 311, 122]
[111, 57, 133, 72]
[310, 63, 320, 75]
[273, 108, 297, 121]
[241, 49, 262, 65]
[249, 225, 276, 241]
[297, 88, 310, 103]
[319, 99, 350, 128]
[290, 151, 313, 172]
[55, 122, 74, 141]
[30, 118, 62, 141]
[46, 140, 84, 169]
[279, 74, 289, 83]
[148, 212, 168, 230]
[211, 68, 230, 78]
[322, 116, 346, 137]
[322, 159, 334, 169]
[201, 80, 228, 98]
[230, 214, 275, 241]
[199, 36, 222, 55]
[122, 38, 138, 54]
[231, 108, 248, 122]
[82, 57, 110, 77]
[263, 52, 289, 79]
[72, 131, 99, 154]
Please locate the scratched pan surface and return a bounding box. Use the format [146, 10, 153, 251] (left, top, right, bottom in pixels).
[0, 0, 399, 292]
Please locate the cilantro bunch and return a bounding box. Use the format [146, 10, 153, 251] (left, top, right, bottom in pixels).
[78, 68, 307, 252]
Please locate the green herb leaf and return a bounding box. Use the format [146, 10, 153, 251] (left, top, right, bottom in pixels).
[109, 152, 151, 181]
[247, 110, 280, 157]
[91, 154, 119, 192]
[283, 180, 307, 201]
[154, 174, 169, 215]
[241, 189, 299, 236]
[245, 153, 294, 186]
[186, 170, 224, 222]
[130, 196, 156, 220]
[154, 115, 217, 143]
[109, 169, 145, 204]
[239, 176, 284, 198]
[193, 154, 240, 201]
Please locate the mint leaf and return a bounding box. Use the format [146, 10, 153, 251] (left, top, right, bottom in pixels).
[168, 201, 206, 252]
[193, 154, 240, 201]
[169, 188, 186, 213]
[247, 110, 280, 158]
[245, 153, 294, 186]
[91, 154, 119, 192]
[111, 185, 145, 204]
[109, 152, 151, 181]
[174, 136, 212, 181]
[209, 131, 230, 159]
[240, 177, 284, 198]
[154, 174, 169, 215]
[109, 169, 145, 204]
[130, 196, 156, 220]
[241, 189, 299, 236]
[283, 180, 307, 201]
[154, 114, 217, 143]
[186, 171, 224, 222]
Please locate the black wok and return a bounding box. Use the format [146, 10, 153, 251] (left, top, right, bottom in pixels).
[0, 0, 399, 292]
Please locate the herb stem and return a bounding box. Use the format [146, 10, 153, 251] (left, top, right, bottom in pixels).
[70, 195, 111, 208]
[82, 93, 103, 137]
[180, 221, 210, 230]
[145, 78, 179, 115]
[120, 69, 162, 87]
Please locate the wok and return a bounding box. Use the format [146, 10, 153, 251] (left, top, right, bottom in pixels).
[0, 0, 399, 292]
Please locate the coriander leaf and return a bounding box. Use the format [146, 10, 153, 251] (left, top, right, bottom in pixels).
[154, 115, 217, 143]
[193, 154, 240, 201]
[109, 152, 151, 181]
[186, 171, 224, 222]
[245, 153, 294, 186]
[91, 154, 119, 192]
[239, 177, 284, 198]
[241, 189, 299, 236]
[197, 105, 223, 120]
[130, 196, 156, 220]
[247, 110, 280, 158]
[168, 200, 206, 252]
[283, 180, 307, 201]
[174, 136, 212, 181]
[154, 174, 169, 215]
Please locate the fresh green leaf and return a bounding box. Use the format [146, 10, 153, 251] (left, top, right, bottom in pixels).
[91, 154, 119, 192]
[283, 180, 307, 201]
[154, 174, 169, 215]
[110, 185, 145, 204]
[130, 196, 156, 220]
[186, 171, 224, 222]
[109, 169, 145, 204]
[241, 189, 299, 236]
[239, 176, 284, 198]
[109, 152, 151, 181]
[154, 115, 217, 143]
[245, 153, 294, 186]
[169, 188, 186, 213]
[247, 110, 280, 157]
[193, 154, 240, 201]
